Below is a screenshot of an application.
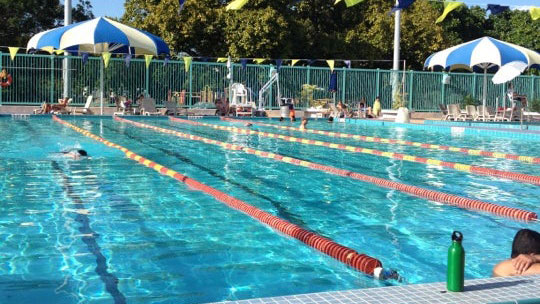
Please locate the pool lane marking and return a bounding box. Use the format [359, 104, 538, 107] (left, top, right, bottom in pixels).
[170, 117, 540, 187]
[222, 117, 540, 165]
[51, 161, 127, 304]
[115, 117, 537, 222]
[52, 116, 383, 276]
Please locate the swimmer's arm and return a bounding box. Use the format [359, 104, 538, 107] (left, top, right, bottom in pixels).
[493, 255, 540, 277]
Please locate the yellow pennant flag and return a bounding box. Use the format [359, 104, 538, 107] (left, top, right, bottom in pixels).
[217, 57, 228, 62]
[54, 50, 65, 55]
[291, 59, 300, 66]
[183, 56, 192, 72]
[253, 58, 266, 64]
[436, 2, 464, 24]
[334, 0, 364, 7]
[226, 0, 248, 10]
[102, 52, 112, 68]
[8, 47, 19, 61]
[326, 60, 335, 72]
[144, 54, 153, 69]
[530, 7, 540, 20]
[41, 47, 55, 54]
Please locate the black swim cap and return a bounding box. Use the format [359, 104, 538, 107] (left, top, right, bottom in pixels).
[77, 150, 88, 156]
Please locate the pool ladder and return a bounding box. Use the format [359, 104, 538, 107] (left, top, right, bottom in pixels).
[11, 114, 30, 120]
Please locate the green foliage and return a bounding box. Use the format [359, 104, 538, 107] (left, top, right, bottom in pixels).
[461, 94, 479, 107]
[530, 99, 540, 113]
[392, 87, 407, 109]
[0, 0, 93, 47]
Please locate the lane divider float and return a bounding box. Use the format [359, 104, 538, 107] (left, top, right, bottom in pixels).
[52, 115, 384, 276]
[170, 117, 540, 186]
[116, 117, 537, 221]
[222, 117, 540, 165]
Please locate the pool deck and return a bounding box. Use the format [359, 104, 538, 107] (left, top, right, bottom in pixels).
[212, 274, 540, 304]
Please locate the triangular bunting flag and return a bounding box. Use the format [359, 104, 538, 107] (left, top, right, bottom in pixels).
[391, 0, 415, 12]
[200, 57, 209, 62]
[102, 52, 112, 68]
[291, 59, 300, 66]
[164, 55, 170, 67]
[326, 60, 335, 72]
[240, 59, 248, 69]
[42, 47, 55, 54]
[531, 7, 540, 20]
[144, 54, 153, 69]
[54, 50, 65, 55]
[8, 47, 19, 61]
[81, 53, 89, 65]
[344, 60, 351, 69]
[178, 0, 186, 14]
[217, 57, 228, 62]
[486, 4, 509, 15]
[275, 59, 282, 70]
[226, 0, 248, 10]
[436, 2, 464, 24]
[253, 58, 266, 64]
[124, 54, 132, 68]
[307, 59, 316, 65]
[183, 56, 192, 72]
[334, 0, 364, 8]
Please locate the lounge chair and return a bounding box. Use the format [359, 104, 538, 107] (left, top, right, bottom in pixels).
[72, 96, 93, 115]
[140, 98, 161, 116]
[463, 105, 478, 121]
[439, 104, 450, 120]
[164, 101, 178, 116]
[476, 105, 496, 121]
[447, 104, 463, 121]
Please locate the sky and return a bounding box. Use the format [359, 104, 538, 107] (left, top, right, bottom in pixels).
[74, 0, 537, 19]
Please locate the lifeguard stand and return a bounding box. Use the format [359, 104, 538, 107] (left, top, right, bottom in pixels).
[230, 83, 254, 116]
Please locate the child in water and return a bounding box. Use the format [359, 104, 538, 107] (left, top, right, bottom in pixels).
[299, 117, 308, 130]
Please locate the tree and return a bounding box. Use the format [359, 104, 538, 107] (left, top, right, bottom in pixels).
[488, 10, 540, 51]
[0, 0, 94, 47]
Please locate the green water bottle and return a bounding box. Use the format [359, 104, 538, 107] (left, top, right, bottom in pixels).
[447, 231, 465, 292]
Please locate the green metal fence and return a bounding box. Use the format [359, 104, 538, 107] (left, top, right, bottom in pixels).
[1, 52, 539, 111]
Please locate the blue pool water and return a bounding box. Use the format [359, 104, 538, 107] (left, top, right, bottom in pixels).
[0, 116, 539, 304]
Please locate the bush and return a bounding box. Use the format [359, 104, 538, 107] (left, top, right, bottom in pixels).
[461, 95, 479, 108]
[530, 99, 540, 113]
[392, 90, 407, 110]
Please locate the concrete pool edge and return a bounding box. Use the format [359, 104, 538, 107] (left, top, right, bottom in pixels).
[211, 274, 540, 304]
[346, 118, 540, 142]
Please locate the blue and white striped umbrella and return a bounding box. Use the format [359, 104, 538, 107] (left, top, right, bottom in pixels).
[424, 37, 540, 71]
[27, 17, 169, 56]
[424, 37, 540, 107]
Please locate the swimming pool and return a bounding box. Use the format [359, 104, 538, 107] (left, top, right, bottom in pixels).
[0, 116, 539, 304]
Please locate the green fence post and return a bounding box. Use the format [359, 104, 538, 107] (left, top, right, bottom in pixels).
[306, 65, 311, 85]
[341, 68, 346, 102]
[375, 68, 380, 98]
[50, 55, 55, 103]
[531, 76, 535, 102]
[188, 60, 193, 107]
[408, 71, 414, 110]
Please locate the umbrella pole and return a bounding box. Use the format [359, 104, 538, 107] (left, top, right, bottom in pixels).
[482, 68, 487, 120]
[100, 58, 104, 115]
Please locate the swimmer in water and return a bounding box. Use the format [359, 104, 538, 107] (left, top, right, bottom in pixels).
[244, 122, 253, 127]
[53, 149, 89, 160]
[299, 117, 308, 130]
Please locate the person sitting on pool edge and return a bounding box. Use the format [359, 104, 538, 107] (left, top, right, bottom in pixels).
[372, 96, 382, 118]
[299, 117, 308, 130]
[289, 102, 296, 122]
[493, 229, 540, 277]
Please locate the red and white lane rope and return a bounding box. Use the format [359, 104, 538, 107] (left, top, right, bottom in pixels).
[53, 115, 383, 276]
[170, 117, 540, 186]
[116, 117, 537, 222]
[222, 117, 540, 164]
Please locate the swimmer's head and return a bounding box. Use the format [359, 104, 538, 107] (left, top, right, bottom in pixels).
[77, 150, 88, 156]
